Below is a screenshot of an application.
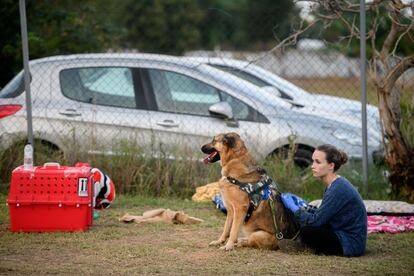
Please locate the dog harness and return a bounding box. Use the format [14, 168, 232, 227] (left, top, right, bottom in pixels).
[227, 173, 301, 241]
[227, 174, 277, 222]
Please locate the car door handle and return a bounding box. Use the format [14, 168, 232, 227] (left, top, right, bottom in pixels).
[59, 109, 82, 117]
[156, 120, 179, 128]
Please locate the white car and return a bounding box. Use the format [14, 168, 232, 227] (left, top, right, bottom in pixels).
[0, 53, 382, 167]
[187, 57, 382, 136]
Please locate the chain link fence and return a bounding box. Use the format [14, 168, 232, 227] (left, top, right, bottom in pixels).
[1, 1, 396, 194]
[0, 48, 383, 166]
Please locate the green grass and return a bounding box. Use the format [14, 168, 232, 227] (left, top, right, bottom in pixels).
[0, 194, 413, 275]
[0, 145, 390, 202]
[0, 139, 221, 197]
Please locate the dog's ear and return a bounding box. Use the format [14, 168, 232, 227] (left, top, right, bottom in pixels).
[223, 133, 237, 148]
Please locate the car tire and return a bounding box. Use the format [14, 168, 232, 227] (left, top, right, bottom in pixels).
[270, 146, 313, 169]
[293, 148, 313, 168]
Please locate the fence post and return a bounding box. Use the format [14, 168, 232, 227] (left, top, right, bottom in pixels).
[360, 0, 368, 194]
[19, 0, 34, 147]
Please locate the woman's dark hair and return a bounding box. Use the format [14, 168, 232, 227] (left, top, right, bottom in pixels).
[316, 144, 348, 172]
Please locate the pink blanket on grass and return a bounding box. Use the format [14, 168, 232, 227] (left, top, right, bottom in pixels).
[368, 215, 414, 234]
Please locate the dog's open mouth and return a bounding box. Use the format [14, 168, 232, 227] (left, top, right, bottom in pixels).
[201, 143, 221, 164]
[201, 146, 221, 164]
[203, 150, 219, 164]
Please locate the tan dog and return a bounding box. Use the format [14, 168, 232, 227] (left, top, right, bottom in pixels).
[201, 132, 292, 251]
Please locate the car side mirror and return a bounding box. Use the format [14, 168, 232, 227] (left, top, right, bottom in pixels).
[208, 101, 233, 119]
[208, 102, 239, 127]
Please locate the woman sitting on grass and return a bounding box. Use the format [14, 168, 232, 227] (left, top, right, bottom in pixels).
[281, 144, 367, 257]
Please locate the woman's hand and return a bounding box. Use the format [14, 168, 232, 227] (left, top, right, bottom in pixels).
[281, 193, 308, 213]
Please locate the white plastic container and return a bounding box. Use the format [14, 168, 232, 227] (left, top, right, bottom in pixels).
[23, 143, 33, 170]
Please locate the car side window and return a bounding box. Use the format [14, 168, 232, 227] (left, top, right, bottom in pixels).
[60, 67, 136, 108]
[148, 69, 250, 120]
[148, 69, 219, 116]
[220, 93, 250, 119]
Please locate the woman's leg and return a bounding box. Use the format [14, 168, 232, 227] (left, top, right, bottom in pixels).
[300, 225, 343, 255]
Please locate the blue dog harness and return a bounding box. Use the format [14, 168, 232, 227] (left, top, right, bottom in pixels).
[227, 174, 278, 222]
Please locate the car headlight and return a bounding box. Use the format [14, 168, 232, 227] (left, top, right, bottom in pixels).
[331, 128, 361, 145]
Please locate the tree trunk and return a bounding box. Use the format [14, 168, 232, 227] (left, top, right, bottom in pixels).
[377, 86, 414, 203]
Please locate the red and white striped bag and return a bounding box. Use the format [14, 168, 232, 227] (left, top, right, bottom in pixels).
[91, 168, 116, 209]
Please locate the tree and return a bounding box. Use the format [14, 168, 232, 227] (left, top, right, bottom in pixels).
[312, 2, 414, 58]
[0, 0, 119, 87]
[122, 0, 202, 54]
[196, 0, 247, 49]
[294, 0, 414, 202]
[0, 0, 23, 87]
[243, 0, 301, 49]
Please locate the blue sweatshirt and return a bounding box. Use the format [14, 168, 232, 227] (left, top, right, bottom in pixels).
[294, 177, 367, 256]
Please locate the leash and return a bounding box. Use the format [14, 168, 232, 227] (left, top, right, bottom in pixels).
[269, 192, 301, 241]
[269, 194, 284, 240]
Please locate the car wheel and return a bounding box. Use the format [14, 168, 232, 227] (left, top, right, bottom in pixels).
[270, 146, 314, 169]
[293, 148, 313, 168]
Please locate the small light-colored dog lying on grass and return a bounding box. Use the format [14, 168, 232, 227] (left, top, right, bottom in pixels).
[120, 209, 203, 225]
[201, 132, 299, 251]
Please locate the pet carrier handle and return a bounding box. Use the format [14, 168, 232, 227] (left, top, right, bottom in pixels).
[43, 162, 61, 168]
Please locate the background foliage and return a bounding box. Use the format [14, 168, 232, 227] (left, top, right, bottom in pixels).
[307, 3, 414, 58]
[2, 0, 413, 87]
[1, 0, 299, 87]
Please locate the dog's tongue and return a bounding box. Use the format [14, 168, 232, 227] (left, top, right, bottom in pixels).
[203, 151, 217, 164]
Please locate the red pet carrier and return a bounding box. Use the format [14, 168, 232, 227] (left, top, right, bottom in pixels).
[7, 162, 94, 232]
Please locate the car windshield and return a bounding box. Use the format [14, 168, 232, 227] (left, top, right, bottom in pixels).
[248, 65, 310, 98]
[198, 64, 294, 110]
[209, 64, 296, 101]
[0, 71, 26, 98]
[210, 64, 270, 87]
